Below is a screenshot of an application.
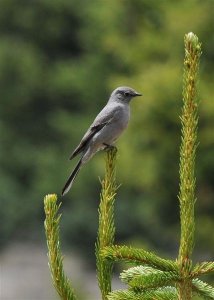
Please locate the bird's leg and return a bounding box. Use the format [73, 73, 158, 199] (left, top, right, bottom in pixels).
[103, 143, 117, 151]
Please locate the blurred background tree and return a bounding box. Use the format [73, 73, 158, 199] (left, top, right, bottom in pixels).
[0, 0, 213, 273]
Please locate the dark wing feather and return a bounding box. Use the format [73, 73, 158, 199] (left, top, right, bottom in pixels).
[69, 122, 108, 160]
[69, 104, 117, 160]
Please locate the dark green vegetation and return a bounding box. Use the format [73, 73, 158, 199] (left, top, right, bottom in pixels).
[0, 0, 213, 270]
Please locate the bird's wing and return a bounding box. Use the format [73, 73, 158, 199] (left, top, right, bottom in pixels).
[69, 105, 117, 160]
[69, 121, 109, 160]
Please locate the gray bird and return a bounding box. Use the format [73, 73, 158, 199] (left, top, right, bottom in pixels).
[62, 86, 142, 196]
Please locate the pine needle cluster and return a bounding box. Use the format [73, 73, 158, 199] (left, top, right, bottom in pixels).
[43, 32, 214, 300]
[44, 194, 77, 300]
[95, 147, 118, 300]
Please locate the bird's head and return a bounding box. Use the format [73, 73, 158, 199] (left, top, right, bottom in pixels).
[109, 86, 142, 104]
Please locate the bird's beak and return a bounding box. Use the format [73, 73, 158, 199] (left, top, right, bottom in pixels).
[134, 92, 142, 97]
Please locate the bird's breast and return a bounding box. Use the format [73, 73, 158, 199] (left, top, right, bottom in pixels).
[98, 105, 130, 145]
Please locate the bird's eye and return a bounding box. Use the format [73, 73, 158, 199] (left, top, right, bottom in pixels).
[124, 92, 130, 97]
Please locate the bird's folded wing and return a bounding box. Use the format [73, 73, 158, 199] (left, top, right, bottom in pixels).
[69, 108, 117, 160]
[69, 121, 109, 160]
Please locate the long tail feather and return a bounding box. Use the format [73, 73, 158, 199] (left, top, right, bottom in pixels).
[61, 159, 82, 196]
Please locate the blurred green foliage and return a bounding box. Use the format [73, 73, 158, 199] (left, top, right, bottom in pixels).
[0, 0, 213, 266]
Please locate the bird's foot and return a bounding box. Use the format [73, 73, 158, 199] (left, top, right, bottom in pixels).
[103, 143, 117, 152]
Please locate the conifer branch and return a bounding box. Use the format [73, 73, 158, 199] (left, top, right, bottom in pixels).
[177, 32, 202, 300]
[192, 279, 214, 299]
[143, 287, 178, 300]
[96, 148, 118, 300]
[107, 290, 139, 300]
[120, 265, 179, 290]
[108, 261, 179, 298]
[44, 194, 77, 300]
[129, 271, 179, 290]
[120, 266, 159, 284]
[192, 261, 214, 277]
[101, 245, 178, 272]
[108, 287, 178, 300]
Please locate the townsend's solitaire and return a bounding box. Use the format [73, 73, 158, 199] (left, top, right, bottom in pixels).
[62, 86, 142, 196]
